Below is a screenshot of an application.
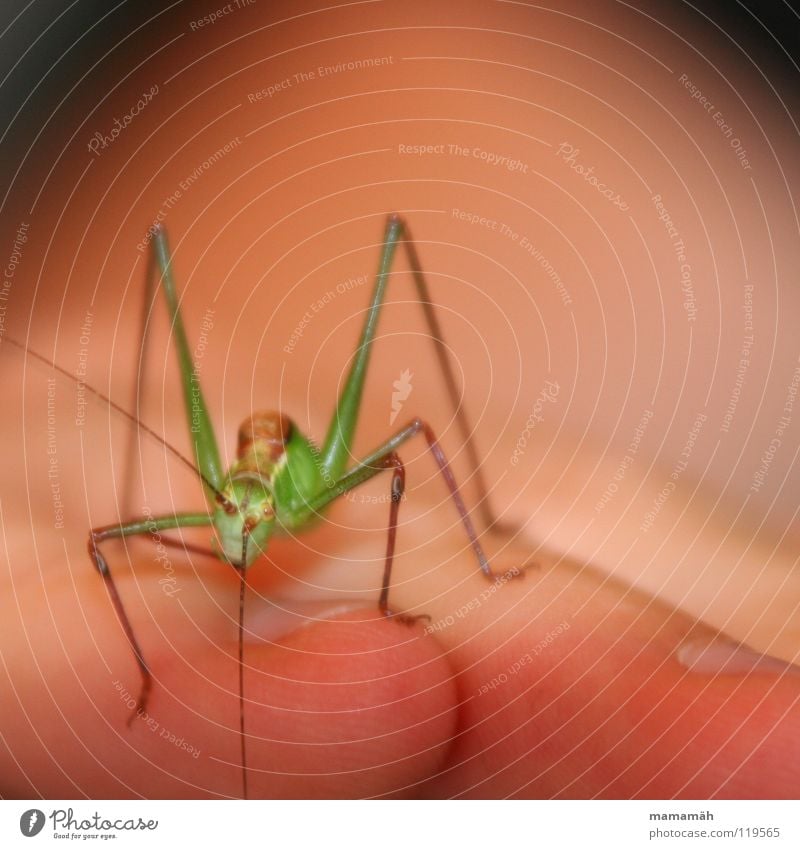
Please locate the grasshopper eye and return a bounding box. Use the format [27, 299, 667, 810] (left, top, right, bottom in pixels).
[216, 493, 238, 515]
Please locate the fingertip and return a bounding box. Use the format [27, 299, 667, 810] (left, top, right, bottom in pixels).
[242, 608, 458, 798]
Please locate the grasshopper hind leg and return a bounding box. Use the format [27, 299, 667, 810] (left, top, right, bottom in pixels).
[86, 513, 212, 724]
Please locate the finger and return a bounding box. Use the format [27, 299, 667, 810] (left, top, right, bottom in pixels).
[413, 545, 800, 799]
[127, 609, 458, 799]
[1, 573, 457, 799]
[239, 609, 457, 798]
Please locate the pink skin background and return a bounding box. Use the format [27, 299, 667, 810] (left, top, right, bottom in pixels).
[1, 0, 798, 798]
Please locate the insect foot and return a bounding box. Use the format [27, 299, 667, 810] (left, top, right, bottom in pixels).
[480, 520, 540, 580]
[482, 550, 540, 583]
[382, 609, 433, 627]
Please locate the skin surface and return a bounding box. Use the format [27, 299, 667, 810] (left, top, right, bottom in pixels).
[2, 1, 798, 798]
[2, 528, 799, 798]
[2, 364, 798, 798]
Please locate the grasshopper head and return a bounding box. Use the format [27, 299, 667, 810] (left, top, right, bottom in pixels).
[212, 476, 276, 568]
[212, 410, 294, 567]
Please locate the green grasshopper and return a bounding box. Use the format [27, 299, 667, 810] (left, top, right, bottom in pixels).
[11, 214, 519, 798]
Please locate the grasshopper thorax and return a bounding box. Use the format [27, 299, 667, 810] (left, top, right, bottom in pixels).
[212, 411, 293, 567]
[237, 411, 292, 463]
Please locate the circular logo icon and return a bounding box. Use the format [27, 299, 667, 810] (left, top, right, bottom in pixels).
[19, 810, 46, 837]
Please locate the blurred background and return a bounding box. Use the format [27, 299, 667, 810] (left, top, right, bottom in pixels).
[1, 0, 799, 796]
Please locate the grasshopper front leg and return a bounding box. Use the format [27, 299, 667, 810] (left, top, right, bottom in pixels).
[88, 513, 213, 723]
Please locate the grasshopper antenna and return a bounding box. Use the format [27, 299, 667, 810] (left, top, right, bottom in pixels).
[237, 537, 249, 800]
[1, 334, 234, 510]
[121, 236, 159, 516]
[237, 569, 248, 800]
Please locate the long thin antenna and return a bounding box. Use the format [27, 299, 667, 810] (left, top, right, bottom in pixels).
[122, 235, 159, 515]
[2, 334, 232, 507]
[236, 563, 248, 800]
